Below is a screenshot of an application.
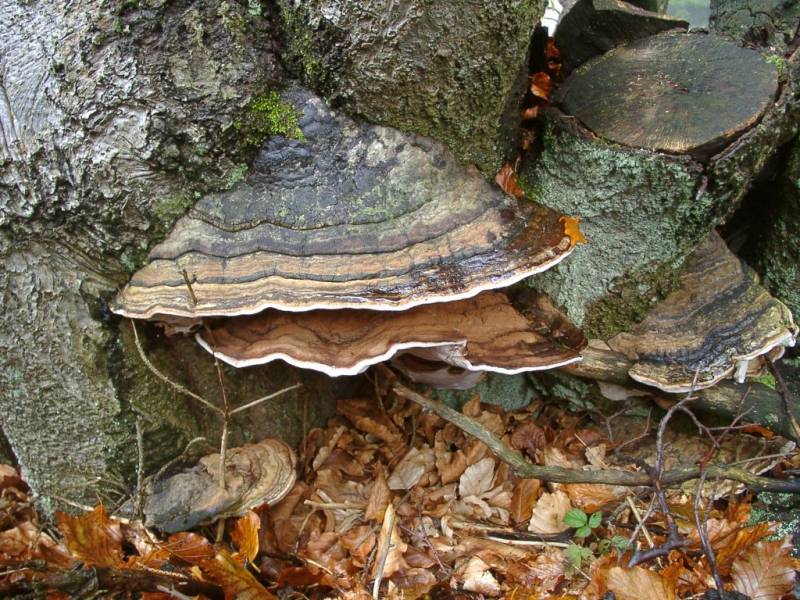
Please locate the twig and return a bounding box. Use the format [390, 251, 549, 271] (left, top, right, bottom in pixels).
[392, 382, 800, 493]
[130, 321, 223, 416]
[229, 383, 302, 415]
[625, 496, 656, 551]
[134, 417, 146, 520]
[180, 269, 198, 306]
[694, 470, 725, 592]
[372, 504, 396, 600]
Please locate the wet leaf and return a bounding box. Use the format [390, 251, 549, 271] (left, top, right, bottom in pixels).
[231, 511, 260, 562]
[163, 532, 215, 565]
[510, 478, 540, 525]
[605, 566, 677, 600]
[56, 505, 124, 568]
[731, 539, 797, 600]
[203, 548, 278, 600]
[530, 72, 554, 101]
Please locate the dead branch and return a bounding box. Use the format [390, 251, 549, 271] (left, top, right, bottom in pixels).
[392, 382, 800, 493]
[561, 346, 800, 443]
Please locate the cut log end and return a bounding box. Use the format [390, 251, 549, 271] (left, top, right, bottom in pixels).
[555, 31, 779, 158]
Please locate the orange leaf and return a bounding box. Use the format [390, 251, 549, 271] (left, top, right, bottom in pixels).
[561, 216, 587, 245]
[203, 548, 278, 600]
[495, 163, 525, 200]
[530, 72, 554, 101]
[510, 478, 540, 525]
[56, 505, 124, 568]
[605, 566, 677, 600]
[732, 539, 797, 600]
[713, 522, 772, 575]
[231, 511, 261, 563]
[163, 532, 215, 565]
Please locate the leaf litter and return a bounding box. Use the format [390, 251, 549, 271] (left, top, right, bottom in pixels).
[1, 387, 798, 599]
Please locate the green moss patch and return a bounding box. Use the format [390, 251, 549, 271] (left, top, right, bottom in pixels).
[236, 91, 304, 147]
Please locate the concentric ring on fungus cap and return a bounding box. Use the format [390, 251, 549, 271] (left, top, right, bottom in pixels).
[112, 87, 582, 320]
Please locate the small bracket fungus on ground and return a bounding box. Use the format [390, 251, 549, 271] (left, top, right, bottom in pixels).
[112, 87, 585, 386]
[144, 438, 296, 533]
[608, 232, 798, 393]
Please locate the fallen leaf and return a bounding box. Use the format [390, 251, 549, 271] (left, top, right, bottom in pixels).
[163, 532, 215, 565]
[365, 464, 392, 521]
[372, 504, 407, 580]
[732, 539, 797, 600]
[203, 548, 278, 600]
[510, 479, 541, 525]
[56, 505, 124, 568]
[231, 511, 260, 562]
[530, 72, 554, 101]
[605, 566, 677, 600]
[388, 445, 434, 490]
[495, 163, 524, 200]
[510, 420, 548, 458]
[713, 522, 772, 575]
[461, 556, 503, 596]
[528, 490, 571, 535]
[459, 457, 495, 499]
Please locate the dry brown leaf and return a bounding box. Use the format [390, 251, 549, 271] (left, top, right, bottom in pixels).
[388, 445, 434, 490]
[563, 482, 624, 513]
[511, 420, 548, 458]
[56, 504, 124, 568]
[365, 464, 392, 521]
[231, 511, 260, 562]
[338, 399, 405, 456]
[203, 548, 278, 600]
[459, 457, 495, 499]
[605, 566, 677, 600]
[340, 525, 376, 565]
[495, 163, 524, 200]
[461, 556, 503, 596]
[732, 539, 797, 600]
[510, 479, 541, 525]
[713, 522, 772, 575]
[528, 490, 571, 535]
[435, 431, 467, 485]
[163, 532, 216, 565]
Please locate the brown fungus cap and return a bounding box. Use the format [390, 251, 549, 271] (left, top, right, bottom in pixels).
[112, 88, 578, 318]
[143, 438, 296, 533]
[112, 87, 581, 320]
[608, 232, 797, 393]
[555, 31, 778, 159]
[196, 291, 585, 379]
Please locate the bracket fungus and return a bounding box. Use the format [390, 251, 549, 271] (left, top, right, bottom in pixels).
[113, 87, 586, 385]
[143, 438, 296, 533]
[608, 232, 798, 393]
[113, 88, 580, 320]
[197, 291, 585, 377]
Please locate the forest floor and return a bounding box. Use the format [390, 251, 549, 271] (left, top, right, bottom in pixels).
[0, 370, 798, 599]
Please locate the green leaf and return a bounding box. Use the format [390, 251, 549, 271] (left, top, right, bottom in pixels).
[611, 535, 630, 551]
[563, 508, 588, 528]
[588, 511, 602, 529]
[565, 543, 585, 568]
[597, 539, 611, 554]
[575, 525, 591, 538]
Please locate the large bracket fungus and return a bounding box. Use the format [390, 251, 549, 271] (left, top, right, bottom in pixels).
[608, 232, 798, 393]
[113, 88, 585, 385]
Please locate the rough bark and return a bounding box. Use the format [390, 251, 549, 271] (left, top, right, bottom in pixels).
[751, 136, 800, 321]
[519, 38, 800, 338]
[0, 0, 339, 511]
[278, 0, 547, 175]
[710, 0, 800, 51]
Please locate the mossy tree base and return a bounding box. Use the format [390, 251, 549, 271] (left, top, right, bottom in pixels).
[279, 0, 546, 175]
[520, 35, 800, 339]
